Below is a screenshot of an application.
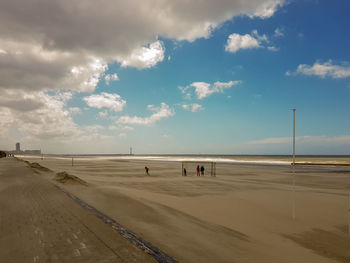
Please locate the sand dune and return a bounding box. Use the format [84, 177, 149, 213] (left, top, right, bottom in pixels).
[54, 171, 88, 186]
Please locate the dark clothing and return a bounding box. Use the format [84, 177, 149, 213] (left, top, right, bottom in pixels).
[200, 166, 205, 176]
[196, 165, 200, 176]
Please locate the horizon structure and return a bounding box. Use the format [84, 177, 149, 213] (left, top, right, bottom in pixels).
[15, 143, 20, 153]
[0, 1, 350, 154]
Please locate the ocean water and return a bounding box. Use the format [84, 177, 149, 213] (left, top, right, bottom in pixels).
[47, 154, 350, 165]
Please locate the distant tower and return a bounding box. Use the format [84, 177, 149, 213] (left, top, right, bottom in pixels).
[16, 142, 20, 153]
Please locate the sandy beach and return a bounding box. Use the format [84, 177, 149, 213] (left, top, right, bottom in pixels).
[6, 155, 350, 263]
[0, 157, 158, 263]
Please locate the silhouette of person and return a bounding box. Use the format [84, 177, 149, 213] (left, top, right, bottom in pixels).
[145, 166, 149, 175]
[183, 168, 187, 176]
[196, 165, 200, 176]
[200, 166, 205, 176]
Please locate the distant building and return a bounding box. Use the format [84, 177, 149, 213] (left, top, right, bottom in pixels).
[16, 142, 20, 153]
[10, 142, 41, 155]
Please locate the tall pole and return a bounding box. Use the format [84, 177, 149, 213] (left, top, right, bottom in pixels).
[291, 108, 296, 220]
[348, 189, 350, 236]
[292, 109, 296, 166]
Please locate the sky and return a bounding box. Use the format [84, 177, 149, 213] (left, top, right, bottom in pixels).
[0, 0, 350, 154]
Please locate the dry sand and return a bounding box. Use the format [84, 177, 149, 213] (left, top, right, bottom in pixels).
[15, 155, 350, 263]
[0, 157, 157, 263]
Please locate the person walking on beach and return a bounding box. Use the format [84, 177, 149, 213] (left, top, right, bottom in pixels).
[183, 168, 187, 176]
[145, 166, 149, 175]
[200, 165, 205, 176]
[196, 165, 200, 176]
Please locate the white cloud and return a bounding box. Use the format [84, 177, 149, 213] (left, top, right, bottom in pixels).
[83, 92, 126, 112]
[267, 46, 278, 51]
[0, 90, 79, 140]
[190, 82, 211, 99]
[0, 39, 107, 92]
[0, 0, 284, 93]
[70, 59, 108, 92]
[108, 125, 134, 131]
[289, 60, 350, 79]
[69, 107, 82, 115]
[0, 90, 129, 153]
[178, 86, 190, 94]
[0, 0, 285, 152]
[214, 81, 240, 89]
[274, 27, 284, 37]
[184, 93, 192, 100]
[0, 89, 45, 112]
[251, 1, 285, 18]
[117, 102, 174, 126]
[178, 85, 192, 99]
[98, 111, 108, 119]
[252, 29, 269, 43]
[104, 73, 119, 85]
[119, 41, 165, 69]
[182, 103, 204, 112]
[82, 125, 104, 133]
[225, 29, 280, 53]
[225, 33, 260, 53]
[188, 80, 241, 99]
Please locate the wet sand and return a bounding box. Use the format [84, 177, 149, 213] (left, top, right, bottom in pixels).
[14, 155, 350, 262]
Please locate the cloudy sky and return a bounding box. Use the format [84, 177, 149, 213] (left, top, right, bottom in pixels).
[1, 0, 350, 154]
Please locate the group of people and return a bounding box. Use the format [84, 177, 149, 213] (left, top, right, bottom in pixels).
[145, 165, 206, 176]
[183, 165, 205, 176]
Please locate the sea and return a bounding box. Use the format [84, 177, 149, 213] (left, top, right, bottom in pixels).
[39, 154, 350, 166]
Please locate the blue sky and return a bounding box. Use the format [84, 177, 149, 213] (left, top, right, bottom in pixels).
[1, 0, 350, 154]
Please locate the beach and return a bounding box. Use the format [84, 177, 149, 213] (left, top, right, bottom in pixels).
[0, 157, 158, 263]
[6, 155, 350, 262]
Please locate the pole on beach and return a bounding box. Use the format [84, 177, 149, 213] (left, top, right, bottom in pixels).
[348, 189, 350, 236]
[291, 108, 296, 220]
[292, 165, 295, 220]
[292, 108, 296, 166]
[72, 157, 74, 167]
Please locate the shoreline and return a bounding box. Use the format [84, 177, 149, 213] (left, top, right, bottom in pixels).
[15, 154, 350, 166]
